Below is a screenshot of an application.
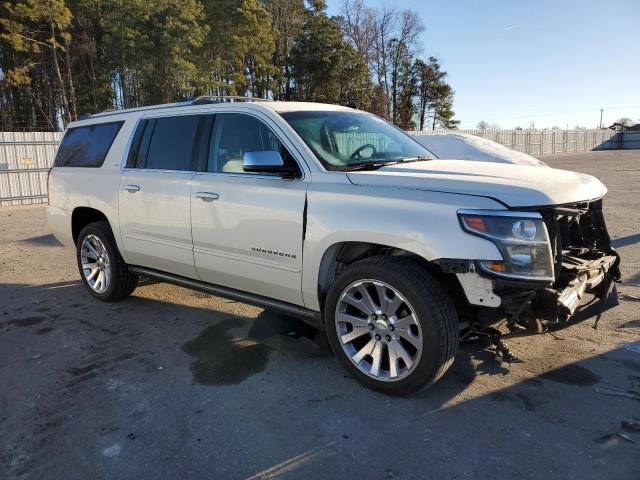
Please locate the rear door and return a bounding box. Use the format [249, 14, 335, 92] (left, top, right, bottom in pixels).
[118, 114, 203, 278]
[190, 113, 308, 305]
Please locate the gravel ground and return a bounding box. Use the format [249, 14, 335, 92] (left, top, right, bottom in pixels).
[1, 150, 639, 480]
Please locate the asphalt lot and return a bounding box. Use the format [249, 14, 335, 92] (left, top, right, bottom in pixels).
[1, 149, 639, 479]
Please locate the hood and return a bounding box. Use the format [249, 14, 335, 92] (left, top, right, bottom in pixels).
[346, 160, 607, 207]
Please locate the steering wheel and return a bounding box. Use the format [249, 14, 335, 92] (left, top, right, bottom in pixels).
[350, 144, 377, 160]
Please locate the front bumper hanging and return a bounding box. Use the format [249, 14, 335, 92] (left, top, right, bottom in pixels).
[555, 254, 618, 316]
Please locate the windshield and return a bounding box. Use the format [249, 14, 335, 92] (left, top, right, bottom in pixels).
[280, 111, 436, 171]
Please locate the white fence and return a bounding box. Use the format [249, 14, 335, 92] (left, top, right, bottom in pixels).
[0, 132, 62, 206]
[409, 128, 619, 156]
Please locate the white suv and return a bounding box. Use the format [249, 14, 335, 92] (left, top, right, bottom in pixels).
[47, 98, 621, 395]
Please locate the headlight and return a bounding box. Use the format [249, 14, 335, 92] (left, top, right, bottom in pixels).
[458, 209, 554, 282]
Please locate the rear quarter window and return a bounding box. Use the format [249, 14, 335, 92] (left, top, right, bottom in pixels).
[54, 121, 123, 167]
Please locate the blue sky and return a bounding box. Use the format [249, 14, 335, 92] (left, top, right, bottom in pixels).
[326, 0, 640, 129]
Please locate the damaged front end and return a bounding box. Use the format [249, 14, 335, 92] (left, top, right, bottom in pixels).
[535, 199, 621, 324]
[453, 200, 621, 333]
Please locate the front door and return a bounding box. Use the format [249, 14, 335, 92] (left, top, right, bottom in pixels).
[190, 113, 307, 305]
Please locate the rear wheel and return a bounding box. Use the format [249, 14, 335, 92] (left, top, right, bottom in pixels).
[324, 256, 458, 395]
[76, 221, 138, 301]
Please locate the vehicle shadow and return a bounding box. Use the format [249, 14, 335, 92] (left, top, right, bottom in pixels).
[18, 233, 63, 247]
[624, 271, 640, 287]
[612, 233, 640, 249]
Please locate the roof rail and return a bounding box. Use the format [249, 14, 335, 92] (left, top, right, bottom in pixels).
[86, 96, 270, 120]
[90, 101, 192, 119]
[191, 95, 271, 105]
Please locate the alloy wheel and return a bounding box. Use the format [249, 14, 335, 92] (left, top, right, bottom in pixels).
[334, 279, 423, 382]
[80, 234, 111, 294]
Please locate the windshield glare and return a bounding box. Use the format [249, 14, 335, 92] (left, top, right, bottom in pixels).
[280, 111, 435, 170]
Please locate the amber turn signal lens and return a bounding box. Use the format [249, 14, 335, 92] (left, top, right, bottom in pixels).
[465, 216, 486, 232]
[483, 261, 506, 273]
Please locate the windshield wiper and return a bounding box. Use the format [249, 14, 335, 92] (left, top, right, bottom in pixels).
[346, 156, 432, 171]
[400, 156, 432, 163]
[346, 160, 404, 171]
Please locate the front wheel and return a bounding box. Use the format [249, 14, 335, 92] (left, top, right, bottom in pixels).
[324, 256, 458, 395]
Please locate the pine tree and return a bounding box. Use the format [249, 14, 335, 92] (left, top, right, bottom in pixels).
[291, 8, 370, 107]
[1, 0, 75, 127]
[264, 0, 307, 100]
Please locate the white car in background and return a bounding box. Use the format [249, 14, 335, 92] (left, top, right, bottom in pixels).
[414, 132, 548, 167]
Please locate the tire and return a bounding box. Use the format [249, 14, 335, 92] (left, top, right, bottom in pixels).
[324, 256, 458, 395]
[76, 221, 138, 301]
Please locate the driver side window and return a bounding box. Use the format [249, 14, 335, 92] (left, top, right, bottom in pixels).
[207, 114, 300, 176]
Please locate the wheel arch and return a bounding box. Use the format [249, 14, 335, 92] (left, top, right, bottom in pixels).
[314, 240, 463, 314]
[71, 207, 110, 245]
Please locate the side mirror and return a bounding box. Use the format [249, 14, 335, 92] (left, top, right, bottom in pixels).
[243, 151, 296, 178]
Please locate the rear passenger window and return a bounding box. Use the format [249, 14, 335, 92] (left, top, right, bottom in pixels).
[54, 121, 123, 167]
[145, 116, 200, 171]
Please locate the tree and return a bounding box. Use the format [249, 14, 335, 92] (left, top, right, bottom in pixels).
[291, 8, 370, 108]
[143, 0, 207, 103]
[394, 53, 416, 129]
[336, 0, 377, 65]
[88, 0, 207, 107]
[264, 0, 307, 100]
[65, 0, 114, 114]
[0, 0, 457, 132]
[413, 57, 457, 130]
[202, 0, 276, 97]
[370, 5, 395, 118]
[477, 121, 489, 130]
[1, 0, 75, 127]
[340, 5, 456, 129]
[431, 89, 459, 129]
[415, 57, 444, 130]
[369, 84, 388, 119]
[387, 9, 423, 124]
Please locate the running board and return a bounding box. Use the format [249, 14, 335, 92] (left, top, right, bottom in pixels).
[128, 266, 323, 329]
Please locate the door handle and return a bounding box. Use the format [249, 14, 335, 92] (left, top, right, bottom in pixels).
[195, 192, 219, 202]
[123, 184, 140, 193]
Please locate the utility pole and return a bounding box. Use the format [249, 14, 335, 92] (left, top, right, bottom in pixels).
[599, 108, 603, 129]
